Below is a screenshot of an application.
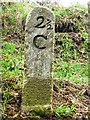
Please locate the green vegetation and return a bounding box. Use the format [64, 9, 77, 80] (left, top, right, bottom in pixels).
[1, 3, 31, 35]
[1, 2, 89, 119]
[54, 33, 88, 84]
[54, 4, 87, 18]
[54, 104, 75, 118]
[1, 42, 23, 78]
[54, 60, 88, 84]
[1, 41, 23, 115]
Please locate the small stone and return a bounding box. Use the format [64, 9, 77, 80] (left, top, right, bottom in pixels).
[22, 6, 55, 116]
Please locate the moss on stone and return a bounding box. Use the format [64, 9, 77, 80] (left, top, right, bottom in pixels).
[22, 77, 53, 117]
[22, 77, 52, 106]
[22, 104, 53, 118]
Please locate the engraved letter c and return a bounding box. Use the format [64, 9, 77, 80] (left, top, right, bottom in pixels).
[33, 35, 47, 49]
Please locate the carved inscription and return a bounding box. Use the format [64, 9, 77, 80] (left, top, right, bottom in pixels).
[33, 16, 53, 49]
[33, 35, 47, 49]
[22, 7, 55, 112]
[35, 16, 53, 29]
[35, 16, 45, 28]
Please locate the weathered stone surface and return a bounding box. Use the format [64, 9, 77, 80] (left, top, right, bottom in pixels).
[22, 7, 55, 113]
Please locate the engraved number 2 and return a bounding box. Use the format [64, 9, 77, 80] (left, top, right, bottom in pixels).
[35, 16, 45, 28]
[35, 16, 53, 29]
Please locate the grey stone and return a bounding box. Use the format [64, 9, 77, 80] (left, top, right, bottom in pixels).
[22, 6, 55, 114]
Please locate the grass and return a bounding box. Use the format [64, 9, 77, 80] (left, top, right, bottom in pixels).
[1, 41, 24, 114]
[54, 33, 88, 84]
[1, 40, 88, 85]
[1, 41, 24, 79]
[1, 2, 32, 36]
[1, 40, 88, 114]
[54, 3, 87, 17]
[1, 3, 88, 119]
[54, 60, 88, 84]
[54, 104, 75, 118]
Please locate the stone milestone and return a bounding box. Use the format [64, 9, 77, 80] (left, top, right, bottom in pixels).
[22, 7, 55, 113]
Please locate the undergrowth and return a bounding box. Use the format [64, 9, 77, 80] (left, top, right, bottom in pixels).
[0, 2, 89, 119]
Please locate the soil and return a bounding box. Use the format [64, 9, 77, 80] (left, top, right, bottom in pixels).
[2, 79, 90, 120]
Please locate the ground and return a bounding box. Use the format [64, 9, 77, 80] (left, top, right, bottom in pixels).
[1, 2, 89, 120]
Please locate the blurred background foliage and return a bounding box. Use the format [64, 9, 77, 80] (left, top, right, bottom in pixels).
[0, 2, 89, 119]
[0, 2, 88, 84]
